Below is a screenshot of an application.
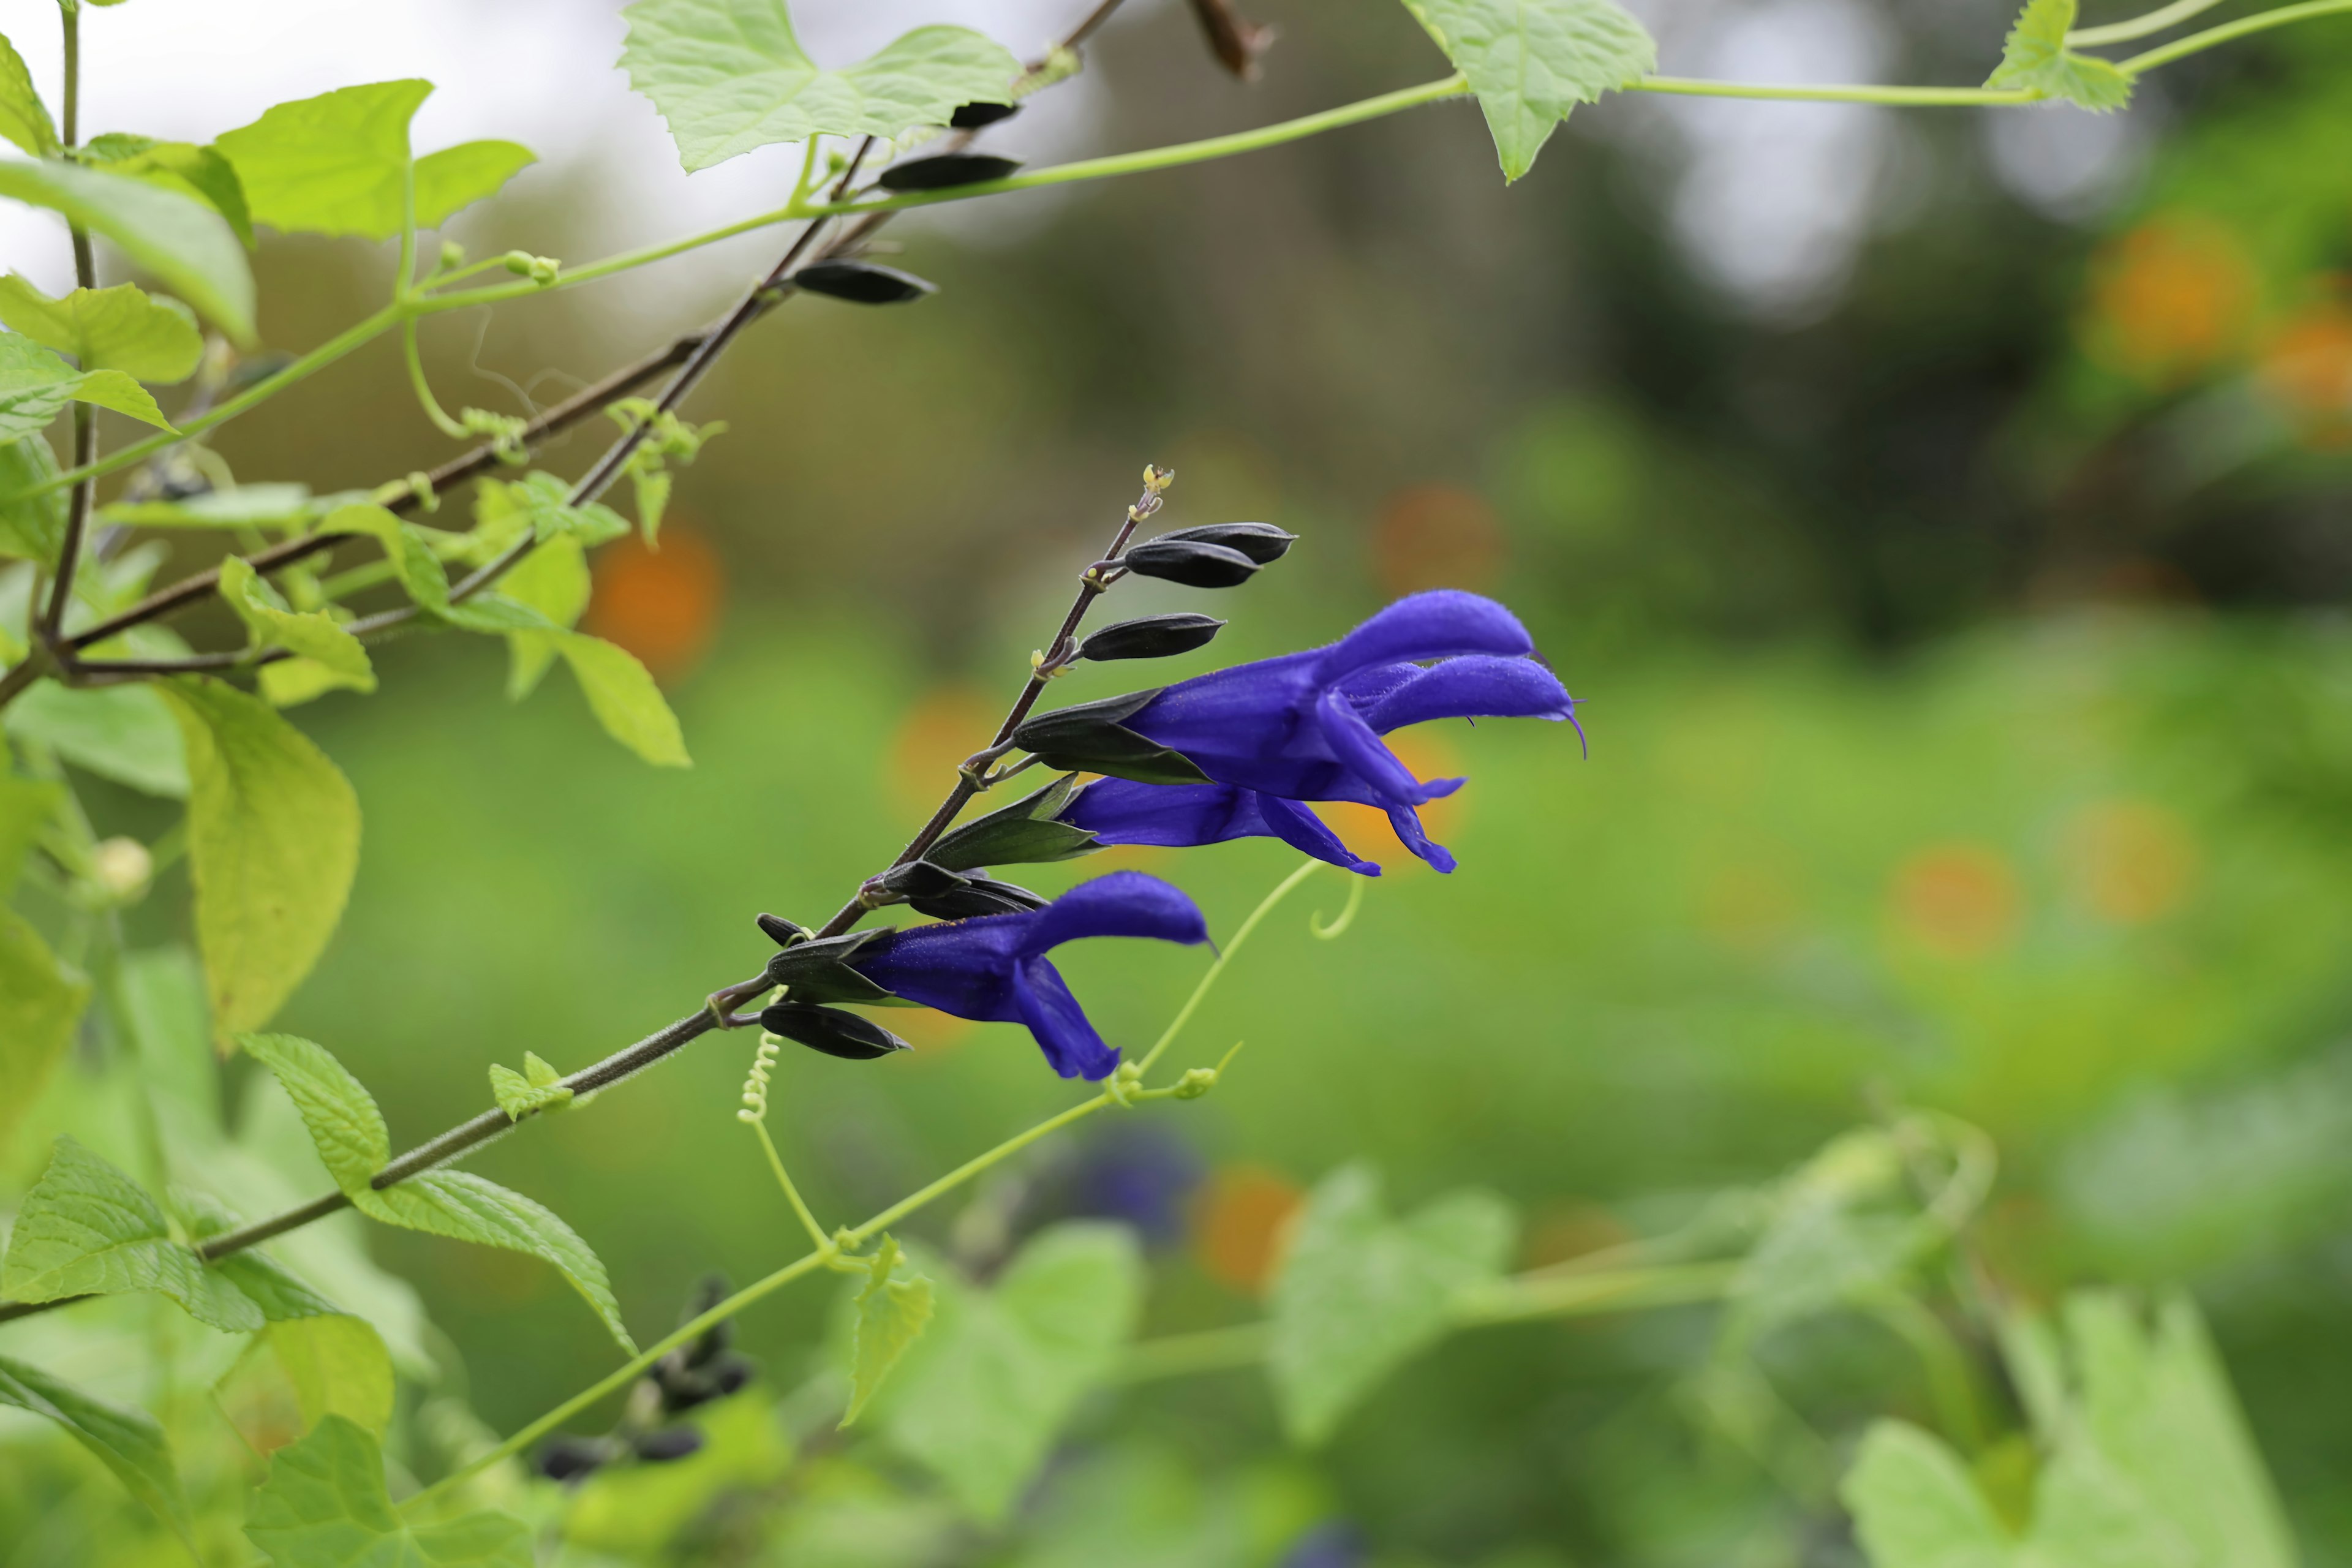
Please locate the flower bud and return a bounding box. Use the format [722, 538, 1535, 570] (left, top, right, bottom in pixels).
[790, 259, 936, 305]
[949, 100, 1021, 129]
[763, 930, 897, 1004]
[1156, 521, 1296, 564]
[91, 837, 151, 902]
[535, 1434, 616, 1483]
[1118, 537, 1261, 589]
[437, 239, 466, 269]
[758, 1001, 911, 1061]
[756, 912, 810, 948]
[908, 874, 1050, 921]
[1077, 613, 1226, 663]
[876, 153, 1024, 191]
[631, 1427, 705, 1463]
[929, 775, 1102, 872]
[1011, 691, 1212, 786]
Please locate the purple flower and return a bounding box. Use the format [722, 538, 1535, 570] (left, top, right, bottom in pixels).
[849, 871, 1208, 1080]
[1062, 778, 1384, 876]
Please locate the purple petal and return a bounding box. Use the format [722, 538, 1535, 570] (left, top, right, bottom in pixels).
[1063, 780, 1265, 847]
[1017, 870, 1210, 958]
[1387, 803, 1458, 873]
[1014, 957, 1120, 1079]
[1352, 656, 1574, 734]
[1314, 592, 1535, 683]
[1314, 688, 1438, 807]
[1256, 794, 1382, 875]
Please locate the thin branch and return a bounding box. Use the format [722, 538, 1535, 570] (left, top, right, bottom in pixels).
[2069, 0, 2231, 45]
[37, 2, 98, 654]
[2115, 0, 2352, 70]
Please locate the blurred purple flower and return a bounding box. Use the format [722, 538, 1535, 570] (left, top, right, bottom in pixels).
[1056, 1125, 1205, 1245]
[852, 871, 1208, 1080]
[1280, 1521, 1367, 1568]
[1062, 778, 1382, 876]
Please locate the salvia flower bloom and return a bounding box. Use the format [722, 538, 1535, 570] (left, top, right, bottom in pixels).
[848, 871, 1209, 1080]
[1062, 777, 1382, 877]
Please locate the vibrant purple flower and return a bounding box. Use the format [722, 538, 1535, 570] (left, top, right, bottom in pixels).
[1061, 777, 1384, 876]
[849, 871, 1208, 1080]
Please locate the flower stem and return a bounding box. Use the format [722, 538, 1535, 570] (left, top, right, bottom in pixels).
[2068, 0, 2231, 45]
[750, 1117, 831, 1253]
[2115, 0, 2352, 72]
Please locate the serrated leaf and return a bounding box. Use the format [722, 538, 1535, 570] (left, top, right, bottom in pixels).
[246, 1415, 532, 1568]
[0, 334, 175, 442]
[0, 1135, 294, 1329]
[480, 471, 629, 548]
[1986, 0, 2133, 111]
[218, 556, 376, 702]
[882, 1221, 1142, 1520]
[0, 910, 86, 1158]
[0, 275, 203, 382]
[159, 679, 361, 1043]
[1842, 1422, 2015, 1568]
[0, 1352, 195, 1553]
[488, 1051, 572, 1120]
[216, 82, 535, 241]
[243, 1031, 635, 1351]
[1400, 0, 1657, 181]
[620, 1, 1022, 172]
[0, 427, 66, 560]
[4, 680, 189, 796]
[413, 139, 537, 227]
[0, 34, 58, 157]
[270, 1314, 395, 1439]
[85, 136, 256, 249]
[1266, 1163, 1517, 1444]
[843, 1235, 933, 1428]
[548, 632, 690, 767]
[0, 157, 255, 342]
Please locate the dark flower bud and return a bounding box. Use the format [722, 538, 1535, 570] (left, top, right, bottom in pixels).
[535, 1434, 615, 1483]
[677, 1275, 733, 1365]
[758, 1001, 911, 1061]
[1156, 521, 1296, 564]
[1186, 0, 1277, 80]
[710, 1357, 753, 1398]
[929, 775, 1102, 873]
[1077, 613, 1227, 663]
[908, 874, 1051, 921]
[870, 861, 968, 903]
[949, 100, 1021, 129]
[653, 1349, 755, 1414]
[1011, 691, 1212, 786]
[790, 260, 935, 305]
[876, 153, 1023, 192]
[763, 930, 896, 1003]
[1119, 537, 1261, 589]
[756, 913, 809, 948]
[631, 1427, 705, 1464]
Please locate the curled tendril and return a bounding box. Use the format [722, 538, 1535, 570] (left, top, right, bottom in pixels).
[737, 1035, 782, 1123]
[1311, 873, 1365, 940]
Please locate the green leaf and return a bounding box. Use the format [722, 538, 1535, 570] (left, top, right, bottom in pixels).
[216, 82, 535, 241]
[488, 1050, 572, 1120]
[882, 1221, 1142, 1520]
[1265, 1163, 1517, 1444]
[159, 678, 361, 1042]
[85, 135, 256, 249]
[479, 471, 630, 547]
[843, 1235, 933, 1428]
[413, 139, 537, 227]
[496, 535, 587, 698]
[0, 334, 175, 442]
[0, 157, 255, 342]
[0, 1352, 195, 1553]
[0, 1134, 320, 1330]
[246, 1415, 532, 1568]
[548, 632, 691, 767]
[242, 1031, 636, 1352]
[0, 426, 66, 560]
[0, 33, 59, 157]
[0, 764, 56, 894]
[1986, 0, 2133, 111]
[4, 680, 190, 796]
[1398, 0, 1657, 181]
[0, 274, 204, 382]
[1842, 1422, 2015, 1568]
[1728, 1128, 1929, 1337]
[0, 910, 86, 1158]
[217, 556, 376, 704]
[318, 500, 453, 616]
[620, 1, 1022, 172]
[102, 483, 316, 530]
[270, 1314, 395, 1439]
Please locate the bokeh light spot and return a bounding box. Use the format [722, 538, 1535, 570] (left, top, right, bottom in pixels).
[887, 685, 997, 820]
[2081, 215, 2257, 387]
[1890, 843, 2022, 959]
[1191, 1163, 1305, 1297]
[581, 524, 723, 682]
[2258, 295, 2352, 448]
[2063, 799, 2198, 925]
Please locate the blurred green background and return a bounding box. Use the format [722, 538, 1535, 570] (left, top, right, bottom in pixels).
[15, 0, 2352, 1562]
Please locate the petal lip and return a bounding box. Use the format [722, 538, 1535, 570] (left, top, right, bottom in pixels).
[1314, 590, 1536, 682]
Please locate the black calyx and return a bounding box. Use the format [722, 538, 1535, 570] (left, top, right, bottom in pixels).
[631, 1427, 706, 1463]
[1076, 612, 1227, 663]
[949, 100, 1021, 129]
[1010, 691, 1211, 787]
[760, 1001, 911, 1061]
[761, 929, 895, 1004]
[790, 260, 936, 305]
[1156, 521, 1297, 564]
[756, 912, 810, 948]
[910, 875, 1050, 921]
[928, 774, 1101, 873]
[535, 1434, 618, 1483]
[1118, 537, 1261, 589]
[877, 153, 1023, 192]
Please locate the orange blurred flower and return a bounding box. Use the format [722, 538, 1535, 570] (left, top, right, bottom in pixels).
[2258, 293, 2352, 448]
[1191, 1163, 1303, 1296]
[1322, 728, 1466, 873]
[886, 685, 997, 820]
[581, 524, 723, 682]
[1890, 843, 2022, 959]
[2082, 216, 2257, 387]
[1372, 484, 1506, 598]
[2062, 799, 2198, 925]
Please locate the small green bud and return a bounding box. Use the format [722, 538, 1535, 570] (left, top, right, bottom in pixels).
[1172, 1066, 1218, 1099]
[90, 837, 151, 903]
[438, 239, 466, 269]
[502, 251, 561, 286]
